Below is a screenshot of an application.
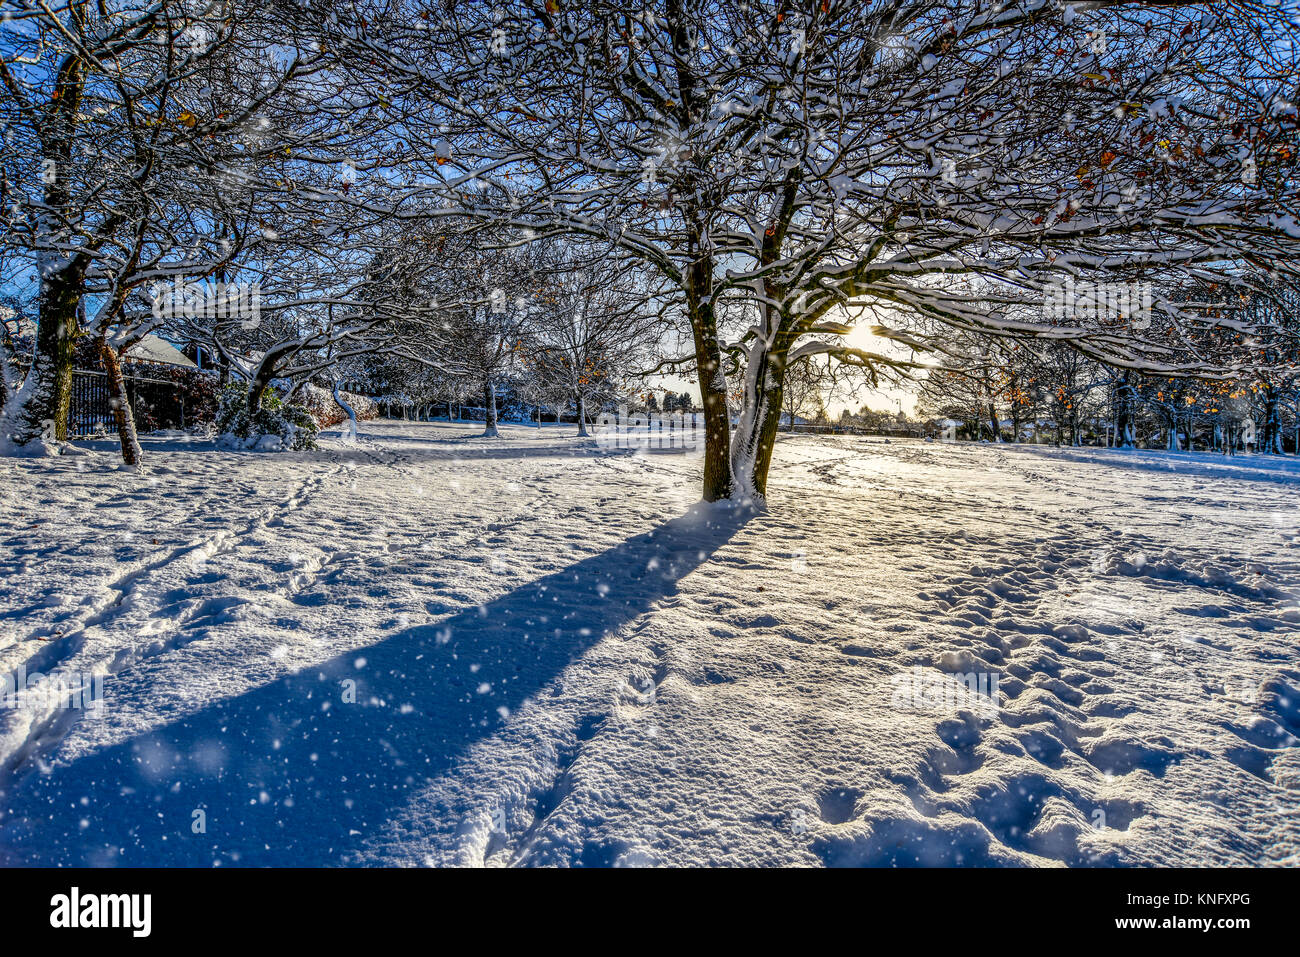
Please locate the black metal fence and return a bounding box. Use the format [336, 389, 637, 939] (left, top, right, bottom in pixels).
[68, 370, 187, 438]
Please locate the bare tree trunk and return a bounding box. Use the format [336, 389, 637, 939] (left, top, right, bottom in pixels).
[687, 247, 731, 501]
[1114, 374, 1137, 448]
[248, 379, 270, 414]
[0, 267, 82, 449]
[333, 381, 358, 443]
[576, 393, 588, 437]
[1263, 388, 1282, 454]
[97, 337, 143, 467]
[247, 355, 276, 415]
[731, 340, 786, 502]
[482, 379, 498, 437]
[1, 49, 90, 451]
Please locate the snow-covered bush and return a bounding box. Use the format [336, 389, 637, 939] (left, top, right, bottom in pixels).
[299, 383, 379, 429]
[215, 384, 318, 451]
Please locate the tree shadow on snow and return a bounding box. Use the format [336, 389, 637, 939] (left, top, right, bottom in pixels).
[0, 503, 751, 867]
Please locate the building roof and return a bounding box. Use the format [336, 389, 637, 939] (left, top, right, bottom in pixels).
[124, 334, 197, 368]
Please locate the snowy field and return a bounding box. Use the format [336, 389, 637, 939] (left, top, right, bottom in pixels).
[0, 420, 1297, 867]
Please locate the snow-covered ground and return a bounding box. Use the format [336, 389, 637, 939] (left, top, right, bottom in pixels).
[0, 421, 1297, 867]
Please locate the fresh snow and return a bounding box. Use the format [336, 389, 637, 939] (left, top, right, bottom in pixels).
[0, 421, 1297, 867]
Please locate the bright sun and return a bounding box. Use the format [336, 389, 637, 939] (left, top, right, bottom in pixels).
[846, 323, 878, 352]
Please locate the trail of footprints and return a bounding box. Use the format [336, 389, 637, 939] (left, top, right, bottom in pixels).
[907, 531, 1170, 863]
[865, 522, 1298, 865]
[458, 516, 1166, 866]
[0, 461, 351, 782]
[3, 435, 598, 807]
[490, 443, 1298, 865]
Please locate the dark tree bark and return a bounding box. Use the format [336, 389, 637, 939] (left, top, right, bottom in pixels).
[1262, 387, 1282, 454]
[98, 337, 143, 467]
[1114, 374, 1137, 448]
[1, 42, 93, 448]
[248, 375, 271, 414]
[482, 379, 498, 437]
[8, 267, 85, 444]
[730, 338, 788, 502]
[686, 251, 731, 501]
